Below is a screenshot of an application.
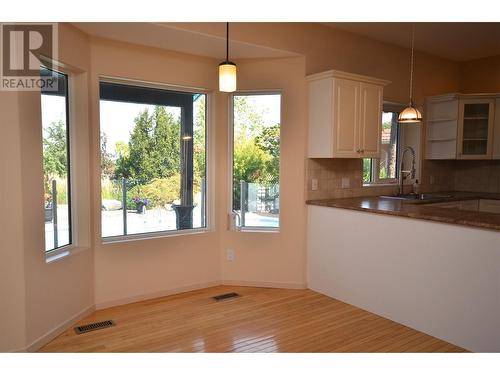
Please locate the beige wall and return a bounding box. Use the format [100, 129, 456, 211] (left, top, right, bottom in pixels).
[0, 91, 27, 352]
[89, 37, 221, 306]
[460, 55, 500, 93]
[0, 24, 95, 351]
[218, 57, 307, 287]
[22, 24, 95, 347]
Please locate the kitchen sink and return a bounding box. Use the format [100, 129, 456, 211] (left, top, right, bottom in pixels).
[379, 193, 454, 201]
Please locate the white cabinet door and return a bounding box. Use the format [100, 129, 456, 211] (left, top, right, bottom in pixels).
[493, 98, 500, 160]
[457, 98, 495, 159]
[332, 78, 360, 158]
[479, 199, 500, 214]
[359, 83, 383, 158]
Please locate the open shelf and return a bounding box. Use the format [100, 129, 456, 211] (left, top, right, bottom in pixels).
[427, 138, 457, 142]
[427, 118, 457, 122]
[463, 117, 489, 120]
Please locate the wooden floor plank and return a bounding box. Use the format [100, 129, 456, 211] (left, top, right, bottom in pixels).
[38, 286, 467, 353]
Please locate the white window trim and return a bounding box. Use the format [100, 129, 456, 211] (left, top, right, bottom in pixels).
[363, 103, 405, 186]
[102, 227, 212, 245]
[228, 90, 282, 233]
[41, 65, 75, 260]
[97, 76, 214, 243]
[45, 244, 89, 263]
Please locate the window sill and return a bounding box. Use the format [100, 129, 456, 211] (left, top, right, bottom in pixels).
[237, 227, 280, 234]
[363, 182, 398, 188]
[45, 245, 90, 264]
[101, 227, 212, 245]
[363, 181, 414, 188]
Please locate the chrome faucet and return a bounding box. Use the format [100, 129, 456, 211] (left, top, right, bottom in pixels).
[398, 146, 416, 195]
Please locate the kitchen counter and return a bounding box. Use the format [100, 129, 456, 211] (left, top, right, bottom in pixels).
[306, 192, 500, 231]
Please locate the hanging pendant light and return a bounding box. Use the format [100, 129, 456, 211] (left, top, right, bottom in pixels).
[219, 22, 237, 92]
[399, 25, 422, 123]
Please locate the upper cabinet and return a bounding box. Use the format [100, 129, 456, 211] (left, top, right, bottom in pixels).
[425, 93, 499, 160]
[457, 98, 495, 159]
[494, 98, 500, 159]
[425, 94, 459, 159]
[307, 70, 390, 158]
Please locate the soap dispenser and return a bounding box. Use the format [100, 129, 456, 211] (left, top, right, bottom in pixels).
[413, 179, 420, 195]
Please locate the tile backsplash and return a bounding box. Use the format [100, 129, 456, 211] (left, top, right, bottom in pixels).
[453, 160, 500, 193]
[306, 158, 401, 200]
[306, 158, 500, 201]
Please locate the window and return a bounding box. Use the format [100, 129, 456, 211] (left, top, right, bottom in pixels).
[231, 93, 281, 230]
[99, 82, 207, 239]
[41, 68, 72, 252]
[363, 110, 400, 184]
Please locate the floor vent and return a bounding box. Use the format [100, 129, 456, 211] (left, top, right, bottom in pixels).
[74, 320, 115, 335]
[212, 292, 241, 301]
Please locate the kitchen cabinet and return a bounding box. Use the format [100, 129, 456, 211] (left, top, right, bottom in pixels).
[425, 93, 498, 160]
[493, 98, 500, 159]
[479, 199, 500, 214]
[425, 94, 459, 159]
[307, 70, 390, 158]
[457, 98, 495, 159]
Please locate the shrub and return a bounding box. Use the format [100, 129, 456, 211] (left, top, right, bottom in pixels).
[127, 175, 180, 209]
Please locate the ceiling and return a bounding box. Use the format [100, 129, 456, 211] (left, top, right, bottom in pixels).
[72, 22, 297, 60]
[73, 22, 500, 62]
[325, 23, 500, 61]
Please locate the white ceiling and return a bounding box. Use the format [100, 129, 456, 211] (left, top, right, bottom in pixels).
[325, 22, 500, 61]
[72, 22, 297, 60]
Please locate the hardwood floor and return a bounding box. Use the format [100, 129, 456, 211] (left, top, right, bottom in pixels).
[39, 286, 467, 353]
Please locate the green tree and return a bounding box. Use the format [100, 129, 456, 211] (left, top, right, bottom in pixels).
[114, 106, 181, 183]
[232, 96, 281, 210]
[43, 120, 67, 191]
[193, 95, 206, 192]
[255, 124, 280, 185]
[151, 106, 180, 178]
[100, 131, 115, 178]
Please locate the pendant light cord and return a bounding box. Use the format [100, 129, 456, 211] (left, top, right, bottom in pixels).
[409, 24, 415, 106]
[226, 22, 229, 62]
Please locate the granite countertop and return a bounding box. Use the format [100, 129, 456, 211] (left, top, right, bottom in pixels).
[306, 192, 500, 232]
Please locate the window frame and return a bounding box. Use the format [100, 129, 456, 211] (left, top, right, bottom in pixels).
[363, 104, 404, 186]
[98, 76, 213, 244]
[228, 90, 282, 233]
[41, 66, 74, 255]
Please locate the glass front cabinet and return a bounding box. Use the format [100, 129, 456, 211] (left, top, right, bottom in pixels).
[457, 98, 495, 159]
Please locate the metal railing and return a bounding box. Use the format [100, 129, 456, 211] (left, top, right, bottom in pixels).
[102, 177, 206, 236]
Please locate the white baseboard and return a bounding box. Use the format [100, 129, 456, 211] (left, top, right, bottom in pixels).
[95, 280, 220, 310]
[96, 280, 306, 310]
[25, 304, 95, 352]
[220, 280, 307, 290]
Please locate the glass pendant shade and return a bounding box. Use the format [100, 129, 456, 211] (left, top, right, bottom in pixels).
[398, 105, 422, 123]
[219, 22, 237, 93]
[219, 61, 237, 92]
[399, 25, 422, 124]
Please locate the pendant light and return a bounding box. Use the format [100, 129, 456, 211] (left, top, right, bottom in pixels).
[399, 25, 422, 123]
[219, 22, 237, 92]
